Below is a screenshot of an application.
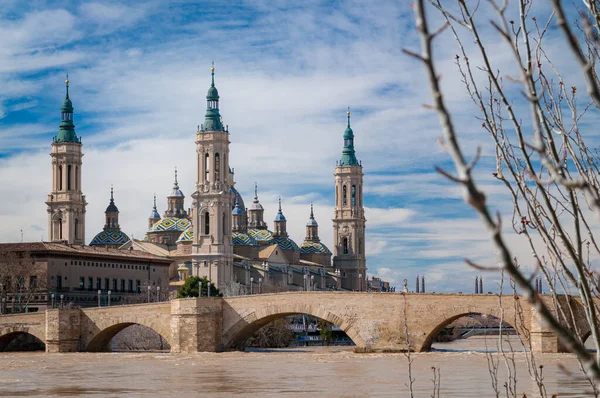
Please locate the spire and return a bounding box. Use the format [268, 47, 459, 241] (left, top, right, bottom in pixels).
[274, 196, 286, 221]
[250, 182, 264, 211]
[55, 75, 80, 143]
[339, 107, 359, 166]
[310, 203, 314, 220]
[174, 167, 179, 189]
[150, 193, 160, 220]
[203, 63, 224, 131]
[305, 202, 319, 240]
[105, 185, 119, 213]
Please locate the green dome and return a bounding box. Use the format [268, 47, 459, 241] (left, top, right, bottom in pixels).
[54, 78, 80, 144]
[61, 98, 73, 113]
[207, 85, 219, 101]
[339, 110, 358, 166]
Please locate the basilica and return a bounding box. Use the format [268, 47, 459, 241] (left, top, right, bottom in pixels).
[46, 68, 368, 292]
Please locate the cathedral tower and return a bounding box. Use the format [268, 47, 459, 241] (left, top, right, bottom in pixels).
[46, 77, 87, 244]
[191, 65, 234, 286]
[273, 197, 288, 238]
[104, 186, 120, 231]
[248, 183, 267, 230]
[164, 168, 188, 218]
[332, 109, 366, 291]
[148, 194, 160, 229]
[305, 204, 319, 242]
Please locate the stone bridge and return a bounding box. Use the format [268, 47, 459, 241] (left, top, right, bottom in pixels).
[0, 292, 589, 353]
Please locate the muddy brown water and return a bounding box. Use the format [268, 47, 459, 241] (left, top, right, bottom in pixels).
[0, 336, 595, 397]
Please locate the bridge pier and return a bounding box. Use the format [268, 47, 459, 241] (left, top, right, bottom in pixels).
[529, 307, 568, 353]
[45, 309, 81, 353]
[170, 298, 223, 353]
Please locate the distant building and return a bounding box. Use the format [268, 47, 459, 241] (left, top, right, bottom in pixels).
[0, 242, 171, 312]
[367, 276, 392, 292]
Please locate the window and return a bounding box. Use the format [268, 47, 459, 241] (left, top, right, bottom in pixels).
[343, 238, 349, 255]
[358, 238, 362, 255]
[343, 185, 347, 206]
[79, 277, 84, 290]
[223, 212, 226, 234]
[214, 153, 220, 182]
[205, 153, 210, 183]
[58, 218, 63, 240]
[29, 276, 37, 290]
[128, 280, 133, 293]
[56, 275, 62, 289]
[88, 277, 93, 291]
[112, 279, 117, 292]
[74, 219, 79, 240]
[96, 278, 101, 290]
[136, 280, 141, 293]
[104, 278, 110, 290]
[204, 211, 210, 235]
[75, 166, 78, 190]
[352, 185, 356, 206]
[58, 165, 63, 191]
[120, 279, 125, 292]
[67, 165, 72, 191]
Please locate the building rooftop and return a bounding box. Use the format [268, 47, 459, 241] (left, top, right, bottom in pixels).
[0, 242, 171, 263]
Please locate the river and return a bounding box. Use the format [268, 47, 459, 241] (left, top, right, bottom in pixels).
[0, 336, 595, 397]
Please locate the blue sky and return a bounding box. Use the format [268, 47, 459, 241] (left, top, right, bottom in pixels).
[0, 0, 591, 292]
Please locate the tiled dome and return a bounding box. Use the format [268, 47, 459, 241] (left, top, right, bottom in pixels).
[176, 228, 193, 243]
[90, 230, 130, 246]
[248, 228, 274, 245]
[232, 232, 259, 246]
[272, 236, 299, 251]
[299, 242, 332, 255]
[149, 217, 191, 232]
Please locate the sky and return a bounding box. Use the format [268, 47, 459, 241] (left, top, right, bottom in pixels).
[0, 0, 594, 293]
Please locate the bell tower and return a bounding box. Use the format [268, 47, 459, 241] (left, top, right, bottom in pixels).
[332, 109, 366, 291]
[46, 76, 87, 245]
[191, 65, 234, 287]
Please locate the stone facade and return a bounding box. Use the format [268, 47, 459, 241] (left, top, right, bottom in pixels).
[0, 293, 586, 354]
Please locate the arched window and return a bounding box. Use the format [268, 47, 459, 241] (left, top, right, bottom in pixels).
[215, 153, 220, 182]
[58, 166, 63, 191]
[343, 185, 347, 206]
[75, 219, 79, 239]
[205, 153, 210, 183]
[75, 166, 78, 190]
[58, 218, 63, 240]
[67, 165, 72, 191]
[343, 238, 348, 254]
[222, 212, 226, 235]
[204, 211, 210, 235]
[352, 185, 356, 206]
[336, 186, 338, 206]
[358, 238, 362, 255]
[358, 185, 362, 206]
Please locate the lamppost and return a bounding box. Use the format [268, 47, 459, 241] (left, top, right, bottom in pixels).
[250, 277, 254, 295]
[51, 293, 55, 309]
[156, 286, 160, 303]
[258, 278, 262, 294]
[107, 290, 111, 306]
[359, 273, 363, 292]
[310, 275, 314, 291]
[303, 274, 307, 291]
[147, 285, 151, 303]
[198, 280, 203, 297]
[207, 280, 211, 297]
[97, 290, 101, 307]
[60, 294, 64, 309]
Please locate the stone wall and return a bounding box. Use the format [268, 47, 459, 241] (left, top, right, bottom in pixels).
[0, 293, 591, 354]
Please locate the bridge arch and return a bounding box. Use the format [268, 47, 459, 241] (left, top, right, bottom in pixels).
[85, 322, 170, 352]
[222, 302, 366, 349]
[418, 309, 525, 352]
[0, 328, 45, 352]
